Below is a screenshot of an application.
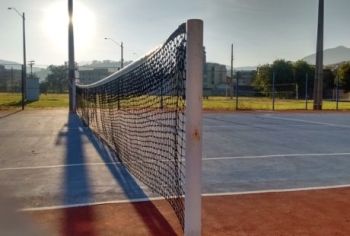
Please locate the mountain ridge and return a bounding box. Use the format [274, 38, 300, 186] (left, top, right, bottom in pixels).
[302, 45, 350, 65]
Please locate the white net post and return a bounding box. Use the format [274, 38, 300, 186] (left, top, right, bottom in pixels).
[185, 19, 203, 236]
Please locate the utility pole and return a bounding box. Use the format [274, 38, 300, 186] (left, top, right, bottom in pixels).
[22, 12, 26, 99]
[121, 42, 124, 69]
[68, 0, 76, 113]
[313, 0, 324, 110]
[8, 7, 26, 110]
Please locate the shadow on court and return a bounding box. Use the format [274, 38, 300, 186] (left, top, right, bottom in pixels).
[56, 114, 96, 236]
[0, 109, 22, 119]
[56, 114, 177, 235]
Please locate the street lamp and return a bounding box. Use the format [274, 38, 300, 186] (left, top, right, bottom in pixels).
[68, 0, 76, 113]
[104, 37, 124, 69]
[8, 7, 26, 110]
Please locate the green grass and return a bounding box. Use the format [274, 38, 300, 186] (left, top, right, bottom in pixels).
[1, 92, 350, 111]
[0, 93, 68, 109]
[27, 93, 69, 108]
[0, 93, 22, 108]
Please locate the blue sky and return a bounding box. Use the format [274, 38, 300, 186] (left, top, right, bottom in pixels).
[1, 0, 350, 67]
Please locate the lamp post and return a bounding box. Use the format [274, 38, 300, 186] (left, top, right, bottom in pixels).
[68, 0, 76, 113]
[104, 37, 124, 69]
[8, 7, 26, 110]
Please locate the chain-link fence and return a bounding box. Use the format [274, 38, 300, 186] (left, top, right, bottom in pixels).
[0, 64, 23, 109]
[203, 71, 350, 111]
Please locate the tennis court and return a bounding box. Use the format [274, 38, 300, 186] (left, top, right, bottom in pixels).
[1, 109, 350, 235]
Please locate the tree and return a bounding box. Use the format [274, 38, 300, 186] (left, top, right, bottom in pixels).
[337, 63, 350, 92]
[45, 65, 68, 93]
[252, 64, 272, 96]
[323, 68, 335, 93]
[293, 60, 314, 99]
[39, 81, 49, 94]
[271, 59, 294, 85]
[253, 60, 294, 97]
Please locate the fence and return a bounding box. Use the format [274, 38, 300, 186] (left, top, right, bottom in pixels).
[203, 73, 350, 111]
[0, 64, 24, 109]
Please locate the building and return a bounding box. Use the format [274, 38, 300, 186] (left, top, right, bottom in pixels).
[235, 70, 257, 96]
[78, 68, 115, 85]
[203, 62, 227, 96]
[236, 70, 256, 86]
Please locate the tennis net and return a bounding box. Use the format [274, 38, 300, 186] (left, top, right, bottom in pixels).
[76, 23, 188, 227]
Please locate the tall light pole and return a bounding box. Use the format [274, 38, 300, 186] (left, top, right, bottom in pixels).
[68, 0, 76, 113]
[8, 7, 26, 110]
[104, 37, 124, 69]
[313, 0, 324, 110]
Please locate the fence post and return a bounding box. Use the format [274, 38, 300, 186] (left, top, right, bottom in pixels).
[21, 64, 25, 110]
[305, 73, 308, 110]
[272, 71, 275, 111]
[336, 75, 339, 110]
[235, 71, 239, 110]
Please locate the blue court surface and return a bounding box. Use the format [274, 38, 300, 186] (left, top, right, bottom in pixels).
[1, 109, 350, 209]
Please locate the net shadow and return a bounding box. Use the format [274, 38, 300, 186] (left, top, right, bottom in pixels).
[81, 115, 178, 235]
[0, 109, 22, 119]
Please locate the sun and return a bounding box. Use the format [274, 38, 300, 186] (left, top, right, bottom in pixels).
[42, 1, 96, 52]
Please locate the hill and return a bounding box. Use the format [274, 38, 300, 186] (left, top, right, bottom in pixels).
[0, 59, 20, 66]
[302, 46, 350, 65]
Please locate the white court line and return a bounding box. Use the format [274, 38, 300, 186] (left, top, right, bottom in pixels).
[20, 197, 164, 212]
[2, 152, 350, 171]
[204, 125, 236, 128]
[204, 152, 350, 161]
[20, 183, 350, 212]
[202, 184, 350, 197]
[264, 115, 350, 128]
[0, 162, 120, 171]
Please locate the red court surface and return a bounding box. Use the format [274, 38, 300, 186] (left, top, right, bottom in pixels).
[27, 187, 350, 236]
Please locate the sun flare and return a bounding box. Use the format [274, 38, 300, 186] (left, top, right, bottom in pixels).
[42, 1, 96, 51]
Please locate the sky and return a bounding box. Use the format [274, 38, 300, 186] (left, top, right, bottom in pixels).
[0, 0, 350, 68]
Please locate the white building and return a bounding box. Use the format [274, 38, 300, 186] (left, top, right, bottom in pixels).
[203, 62, 228, 96]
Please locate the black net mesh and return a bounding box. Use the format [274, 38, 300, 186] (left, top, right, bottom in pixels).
[76, 23, 187, 228]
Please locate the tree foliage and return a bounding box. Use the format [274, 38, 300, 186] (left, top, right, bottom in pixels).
[293, 60, 314, 98]
[271, 59, 294, 84]
[252, 64, 272, 95]
[323, 68, 335, 92]
[253, 59, 294, 97]
[44, 65, 68, 93]
[253, 59, 335, 98]
[337, 62, 350, 92]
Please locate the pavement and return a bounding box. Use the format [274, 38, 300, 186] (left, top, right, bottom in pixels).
[2, 109, 350, 235]
[1, 109, 350, 209]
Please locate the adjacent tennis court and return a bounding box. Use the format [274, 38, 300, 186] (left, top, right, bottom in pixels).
[1, 109, 350, 235]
